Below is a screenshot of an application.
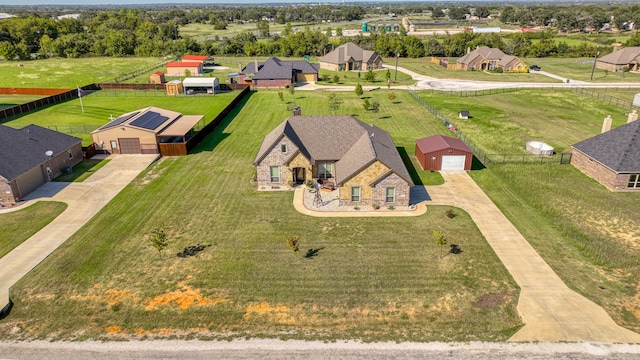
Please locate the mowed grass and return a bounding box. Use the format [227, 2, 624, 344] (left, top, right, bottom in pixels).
[527, 57, 640, 83]
[0, 57, 164, 88]
[394, 57, 559, 83]
[2, 91, 520, 341]
[316, 68, 416, 86]
[54, 159, 110, 182]
[419, 89, 629, 154]
[0, 95, 45, 110]
[0, 91, 240, 145]
[0, 202, 67, 258]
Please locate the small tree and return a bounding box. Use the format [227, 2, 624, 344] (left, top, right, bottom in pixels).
[433, 230, 448, 259]
[328, 93, 343, 115]
[278, 91, 284, 101]
[285, 235, 300, 253]
[364, 68, 376, 82]
[370, 101, 380, 113]
[335, 27, 343, 37]
[325, 26, 332, 37]
[362, 98, 371, 110]
[354, 83, 363, 97]
[387, 92, 396, 101]
[184, 69, 191, 78]
[385, 69, 391, 82]
[333, 74, 340, 83]
[149, 227, 169, 260]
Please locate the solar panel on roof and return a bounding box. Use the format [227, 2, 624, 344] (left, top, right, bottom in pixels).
[130, 111, 169, 130]
[100, 111, 140, 130]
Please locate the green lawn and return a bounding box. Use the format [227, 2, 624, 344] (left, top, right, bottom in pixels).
[0, 202, 67, 258]
[418, 89, 629, 154]
[0, 91, 240, 145]
[0, 57, 164, 88]
[53, 159, 110, 182]
[2, 90, 520, 342]
[0, 95, 45, 110]
[316, 68, 415, 86]
[394, 57, 560, 83]
[526, 57, 640, 83]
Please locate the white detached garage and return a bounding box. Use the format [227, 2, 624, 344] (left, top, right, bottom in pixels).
[183, 77, 220, 94]
[415, 135, 473, 171]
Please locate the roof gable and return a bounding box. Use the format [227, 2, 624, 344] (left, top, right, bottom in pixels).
[598, 47, 640, 65]
[0, 124, 81, 181]
[320, 42, 382, 65]
[572, 120, 640, 172]
[416, 135, 473, 154]
[241, 57, 318, 80]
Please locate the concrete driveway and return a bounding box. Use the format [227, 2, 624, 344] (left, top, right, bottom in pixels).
[0, 154, 158, 315]
[426, 171, 640, 343]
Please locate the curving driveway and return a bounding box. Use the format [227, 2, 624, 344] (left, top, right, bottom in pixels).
[0, 154, 158, 314]
[425, 171, 640, 343]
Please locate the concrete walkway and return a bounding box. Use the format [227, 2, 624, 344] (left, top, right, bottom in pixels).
[0, 154, 158, 315]
[425, 171, 640, 343]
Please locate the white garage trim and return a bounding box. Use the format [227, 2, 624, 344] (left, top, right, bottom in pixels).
[441, 155, 466, 171]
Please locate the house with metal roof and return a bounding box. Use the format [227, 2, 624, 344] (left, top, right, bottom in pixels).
[456, 46, 526, 72]
[596, 47, 640, 72]
[0, 124, 82, 206]
[231, 57, 319, 88]
[91, 107, 204, 156]
[254, 115, 414, 206]
[571, 113, 640, 191]
[166, 61, 203, 76]
[319, 42, 383, 72]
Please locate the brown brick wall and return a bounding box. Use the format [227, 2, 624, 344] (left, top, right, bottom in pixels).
[371, 173, 411, 207]
[571, 149, 637, 191]
[255, 136, 299, 189]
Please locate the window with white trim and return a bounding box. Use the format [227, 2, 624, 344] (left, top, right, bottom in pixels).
[351, 186, 361, 202]
[628, 174, 640, 189]
[270, 166, 280, 183]
[386, 187, 395, 203]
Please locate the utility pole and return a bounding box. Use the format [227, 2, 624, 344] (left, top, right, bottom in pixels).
[590, 46, 599, 81]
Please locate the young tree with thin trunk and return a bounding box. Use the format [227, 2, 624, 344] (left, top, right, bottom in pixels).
[433, 230, 448, 259]
[354, 82, 363, 97]
[149, 227, 169, 260]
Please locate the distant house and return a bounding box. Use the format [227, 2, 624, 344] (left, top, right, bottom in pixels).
[91, 107, 204, 156]
[456, 46, 526, 72]
[254, 115, 414, 206]
[231, 57, 319, 88]
[319, 42, 383, 71]
[415, 135, 473, 171]
[0, 124, 82, 205]
[166, 61, 203, 76]
[571, 115, 640, 191]
[596, 47, 640, 72]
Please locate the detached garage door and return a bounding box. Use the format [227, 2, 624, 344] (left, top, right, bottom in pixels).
[296, 73, 315, 82]
[441, 155, 466, 171]
[118, 138, 142, 154]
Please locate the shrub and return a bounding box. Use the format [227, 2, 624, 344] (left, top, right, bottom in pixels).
[285, 235, 300, 253]
[446, 209, 456, 218]
[388, 205, 395, 210]
[387, 92, 396, 101]
[333, 75, 340, 83]
[371, 203, 380, 210]
[354, 206, 360, 210]
[362, 98, 370, 110]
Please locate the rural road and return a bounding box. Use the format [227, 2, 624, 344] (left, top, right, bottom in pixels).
[1, 339, 640, 359]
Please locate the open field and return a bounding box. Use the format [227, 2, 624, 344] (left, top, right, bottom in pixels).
[416, 90, 640, 333]
[527, 57, 640, 83]
[418, 89, 629, 153]
[0, 58, 165, 89]
[1, 90, 520, 341]
[0, 91, 239, 145]
[0, 95, 45, 110]
[0, 202, 67, 258]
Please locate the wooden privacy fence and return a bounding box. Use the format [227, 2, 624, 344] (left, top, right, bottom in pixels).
[408, 90, 572, 166]
[158, 86, 250, 156]
[0, 84, 97, 122]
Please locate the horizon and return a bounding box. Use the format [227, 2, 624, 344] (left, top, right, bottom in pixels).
[0, 0, 608, 6]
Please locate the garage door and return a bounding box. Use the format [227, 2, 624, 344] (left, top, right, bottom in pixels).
[296, 73, 315, 82]
[118, 138, 142, 154]
[441, 155, 466, 171]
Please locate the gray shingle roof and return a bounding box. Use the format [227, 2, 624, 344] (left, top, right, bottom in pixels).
[241, 57, 318, 80]
[254, 116, 413, 185]
[457, 46, 509, 65]
[320, 42, 381, 65]
[572, 120, 640, 172]
[0, 124, 82, 181]
[598, 47, 640, 65]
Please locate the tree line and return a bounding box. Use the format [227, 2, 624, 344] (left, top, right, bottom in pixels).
[0, 4, 639, 61]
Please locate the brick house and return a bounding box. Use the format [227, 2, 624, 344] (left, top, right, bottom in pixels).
[232, 57, 319, 88]
[596, 47, 640, 72]
[0, 124, 82, 206]
[571, 115, 640, 191]
[456, 46, 526, 72]
[254, 115, 414, 206]
[319, 42, 383, 72]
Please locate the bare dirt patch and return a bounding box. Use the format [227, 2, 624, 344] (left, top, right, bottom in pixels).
[472, 293, 510, 309]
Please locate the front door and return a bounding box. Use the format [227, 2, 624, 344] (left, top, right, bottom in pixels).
[293, 167, 305, 184]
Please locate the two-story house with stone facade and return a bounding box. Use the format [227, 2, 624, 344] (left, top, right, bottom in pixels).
[253, 115, 414, 206]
